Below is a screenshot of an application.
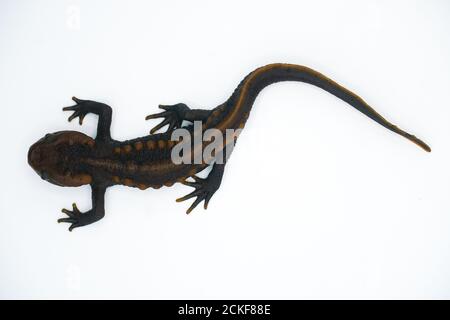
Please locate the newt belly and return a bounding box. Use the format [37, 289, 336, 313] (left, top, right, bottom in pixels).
[28, 63, 430, 231]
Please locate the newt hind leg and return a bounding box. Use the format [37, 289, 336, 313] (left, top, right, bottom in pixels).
[177, 163, 225, 214]
[145, 103, 211, 133]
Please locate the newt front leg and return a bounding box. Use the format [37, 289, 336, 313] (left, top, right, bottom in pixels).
[58, 96, 114, 231]
[58, 184, 108, 231]
[63, 96, 113, 142]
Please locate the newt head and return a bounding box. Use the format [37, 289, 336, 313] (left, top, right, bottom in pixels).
[28, 131, 94, 187]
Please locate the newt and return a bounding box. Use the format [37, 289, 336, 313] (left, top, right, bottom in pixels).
[27, 63, 431, 231]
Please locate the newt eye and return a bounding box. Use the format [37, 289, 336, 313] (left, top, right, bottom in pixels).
[44, 133, 57, 143]
[41, 171, 48, 180]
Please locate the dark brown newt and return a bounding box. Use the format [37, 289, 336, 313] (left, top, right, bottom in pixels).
[27, 63, 431, 231]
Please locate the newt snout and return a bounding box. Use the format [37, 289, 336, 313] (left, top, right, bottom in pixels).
[28, 134, 59, 180]
[28, 138, 44, 171]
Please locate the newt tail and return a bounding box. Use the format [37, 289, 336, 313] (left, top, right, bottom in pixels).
[210, 63, 431, 152]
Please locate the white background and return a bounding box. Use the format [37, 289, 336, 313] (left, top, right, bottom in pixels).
[1, 0, 449, 299]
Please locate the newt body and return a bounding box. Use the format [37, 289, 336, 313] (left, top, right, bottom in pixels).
[28, 63, 430, 230]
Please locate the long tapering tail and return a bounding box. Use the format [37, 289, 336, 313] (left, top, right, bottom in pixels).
[217, 63, 430, 152]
